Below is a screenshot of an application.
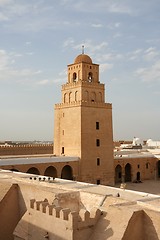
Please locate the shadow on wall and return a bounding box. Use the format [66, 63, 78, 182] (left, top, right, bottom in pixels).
[89, 212, 114, 240]
[122, 210, 159, 240]
[14, 220, 66, 240]
[0, 184, 27, 240]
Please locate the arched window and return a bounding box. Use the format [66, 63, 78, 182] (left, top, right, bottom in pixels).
[27, 167, 40, 175]
[75, 91, 78, 101]
[91, 92, 96, 102]
[69, 92, 72, 103]
[61, 165, 73, 180]
[99, 92, 102, 102]
[84, 90, 89, 101]
[64, 93, 67, 103]
[73, 72, 77, 81]
[68, 73, 70, 82]
[88, 72, 93, 82]
[44, 166, 57, 178]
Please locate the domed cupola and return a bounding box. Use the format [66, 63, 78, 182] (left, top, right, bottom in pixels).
[74, 54, 92, 64]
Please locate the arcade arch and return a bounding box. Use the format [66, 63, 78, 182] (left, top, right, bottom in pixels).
[157, 161, 160, 178]
[61, 165, 73, 180]
[27, 167, 40, 175]
[125, 163, 132, 182]
[10, 168, 19, 172]
[44, 166, 57, 178]
[115, 165, 122, 183]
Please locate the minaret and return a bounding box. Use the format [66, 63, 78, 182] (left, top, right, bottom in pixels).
[54, 51, 114, 185]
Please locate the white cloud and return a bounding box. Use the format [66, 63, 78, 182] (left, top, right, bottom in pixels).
[0, 49, 10, 70]
[128, 49, 143, 61]
[91, 23, 103, 28]
[25, 41, 31, 45]
[63, 38, 75, 48]
[0, 0, 12, 6]
[135, 60, 160, 82]
[100, 63, 113, 73]
[108, 3, 132, 15]
[0, 12, 9, 21]
[36, 79, 49, 85]
[96, 52, 123, 62]
[143, 47, 159, 61]
[73, 40, 108, 55]
[0, 48, 42, 82]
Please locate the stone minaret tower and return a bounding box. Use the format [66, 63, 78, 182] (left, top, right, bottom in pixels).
[54, 51, 114, 185]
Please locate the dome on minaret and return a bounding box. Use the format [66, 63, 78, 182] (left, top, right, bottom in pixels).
[74, 54, 92, 64]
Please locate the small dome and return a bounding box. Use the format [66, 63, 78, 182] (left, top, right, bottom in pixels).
[74, 54, 92, 64]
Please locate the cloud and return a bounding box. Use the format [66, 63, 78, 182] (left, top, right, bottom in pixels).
[96, 52, 123, 62]
[63, 38, 75, 48]
[135, 60, 160, 82]
[128, 49, 143, 61]
[91, 23, 103, 28]
[128, 47, 159, 62]
[143, 47, 159, 61]
[36, 79, 50, 85]
[108, 3, 132, 14]
[0, 49, 10, 70]
[0, 48, 42, 83]
[0, 12, 9, 21]
[100, 63, 113, 73]
[25, 41, 31, 45]
[73, 40, 108, 55]
[0, 0, 12, 6]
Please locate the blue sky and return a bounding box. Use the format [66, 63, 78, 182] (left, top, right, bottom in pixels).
[0, 0, 160, 141]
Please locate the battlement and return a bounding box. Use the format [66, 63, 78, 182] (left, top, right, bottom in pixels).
[0, 144, 53, 148]
[30, 199, 101, 230]
[62, 80, 104, 90]
[55, 100, 112, 109]
[0, 144, 53, 156]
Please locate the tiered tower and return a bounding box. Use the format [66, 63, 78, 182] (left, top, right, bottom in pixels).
[54, 51, 114, 185]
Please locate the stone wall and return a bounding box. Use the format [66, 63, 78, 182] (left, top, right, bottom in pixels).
[0, 144, 53, 156]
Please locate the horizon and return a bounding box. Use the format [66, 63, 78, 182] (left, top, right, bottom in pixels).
[0, 0, 160, 141]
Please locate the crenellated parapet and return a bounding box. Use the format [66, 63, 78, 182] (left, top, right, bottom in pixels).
[55, 101, 112, 109]
[0, 144, 53, 156]
[30, 199, 101, 230]
[0, 144, 53, 148]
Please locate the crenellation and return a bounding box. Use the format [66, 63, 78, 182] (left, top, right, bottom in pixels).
[0, 144, 53, 156]
[30, 199, 35, 208]
[60, 208, 71, 220]
[30, 199, 101, 229]
[36, 201, 43, 211]
[55, 101, 111, 109]
[53, 206, 62, 218]
[79, 209, 90, 221]
[40, 201, 49, 213]
[47, 205, 54, 215]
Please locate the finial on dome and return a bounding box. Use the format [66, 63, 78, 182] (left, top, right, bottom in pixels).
[82, 45, 84, 54]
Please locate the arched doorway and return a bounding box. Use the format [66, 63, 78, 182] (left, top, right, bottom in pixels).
[44, 166, 57, 178]
[157, 161, 160, 178]
[125, 163, 132, 182]
[137, 172, 141, 181]
[115, 165, 122, 183]
[61, 165, 73, 180]
[27, 167, 40, 175]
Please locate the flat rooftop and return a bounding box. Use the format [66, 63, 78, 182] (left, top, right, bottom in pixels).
[0, 155, 79, 166]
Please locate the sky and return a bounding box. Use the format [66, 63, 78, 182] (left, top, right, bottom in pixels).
[0, 0, 160, 142]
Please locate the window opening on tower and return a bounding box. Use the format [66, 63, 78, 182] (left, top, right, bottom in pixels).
[88, 72, 93, 82]
[73, 72, 77, 81]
